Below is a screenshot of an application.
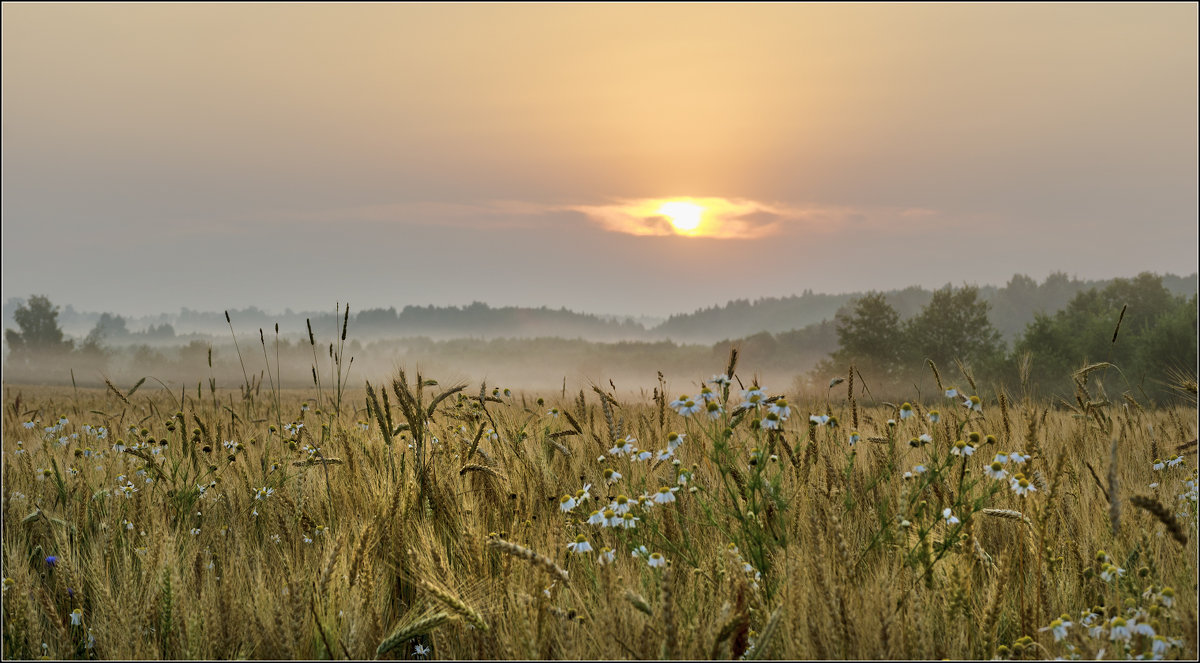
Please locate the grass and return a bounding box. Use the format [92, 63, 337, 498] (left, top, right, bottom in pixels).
[1, 354, 1196, 660]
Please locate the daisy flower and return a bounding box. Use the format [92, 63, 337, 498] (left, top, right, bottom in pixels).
[1011, 475, 1036, 497]
[70, 609, 83, 626]
[414, 643, 430, 657]
[848, 431, 861, 446]
[547, 407, 560, 418]
[899, 402, 914, 420]
[631, 545, 649, 558]
[653, 486, 679, 504]
[666, 432, 686, 451]
[609, 436, 636, 456]
[705, 402, 723, 419]
[951, 440, 975, 457]
[619, 513, 640, 529]
[917, 433, 933, 445]
[255, 487, 275, 500]
[945, 387, 958, 398]
[927, 410, 940, 423]
[587, 510, 604, 526]
[768, 398, 791, 420]
[698, 386, 717, 402]
[963, 395, 982, 412]
[603, 468, 622, 484]
[942, 508, 960, 525]
[559, 495, 577, 512]
[647, 552, 667, 568]
[1109, 617, 1131, 642]
[709, 374, 731, 386]
[1153, 459, 1166, 471]
[598, 547, 616, 565]
[985, 462, 1008, 480]
[1039, 616, 1073, 642]
[611, 495, 632, 514]
[602, 509, 620, 528]
[632, 449, 652, 462]
[809, 414, 830, 426]
[656, 449, 674, 462]
[759, 412, 782, 430]
[566, 535, 592, 554]
[1009, 451, 1028, 465]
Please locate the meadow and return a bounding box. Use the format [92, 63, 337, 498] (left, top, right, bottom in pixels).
[1, 350, 1196, 660]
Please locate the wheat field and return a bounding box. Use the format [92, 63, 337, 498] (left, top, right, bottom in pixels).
[1, 354, 1196, 660]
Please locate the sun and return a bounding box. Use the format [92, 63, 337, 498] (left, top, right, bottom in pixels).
[657, 201, 704, 233]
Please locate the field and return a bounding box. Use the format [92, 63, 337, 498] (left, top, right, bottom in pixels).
[1, 355, 1196, 660]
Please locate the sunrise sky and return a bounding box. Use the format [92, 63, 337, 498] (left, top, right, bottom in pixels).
[2, 3, 1196, 318]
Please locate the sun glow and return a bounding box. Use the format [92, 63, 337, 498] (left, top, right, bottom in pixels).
[657, 201, 704, 234]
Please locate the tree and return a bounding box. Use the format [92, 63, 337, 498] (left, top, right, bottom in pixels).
[5, 295, 74, 358]
[904, 286, 1005, 379]
[830, 292, 906, 378]
[85, 312, 129, 348]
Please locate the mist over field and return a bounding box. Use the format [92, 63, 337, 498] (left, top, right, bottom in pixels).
[3, 271, 1196, 401]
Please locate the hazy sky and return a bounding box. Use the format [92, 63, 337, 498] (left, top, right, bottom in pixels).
[3, 3, 1196, 318]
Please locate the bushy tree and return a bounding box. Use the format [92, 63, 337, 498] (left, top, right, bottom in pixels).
[830, 292, 905, 378]
[903, 286, 1005, 379]
[5, 295, 73, 358]
[1014, 273, 1195, 400]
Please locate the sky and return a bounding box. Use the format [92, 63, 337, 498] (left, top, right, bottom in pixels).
[2, 3, 1197, 319]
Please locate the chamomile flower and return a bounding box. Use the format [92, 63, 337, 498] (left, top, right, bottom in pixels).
[601, 509, 620, 527]
[1039, 616, 1073, 642]
[598, 547, 616, 565]
[632, 449, 652, 462]
[899, 402, 914, 420]
[1009, 451, 1028, 465]
[698, 386, 717, 402]
[70, 609, 83, 626]
[705, 402, 723, 419]
[2, 578, 14, 593]
[1160, 587, 1175, 607]
[1011, 475, 1036, 497]
[656, 449, 674, 462]
[951, 440, 975, 457]
[810, 414, 830, 426]
[945, 387, 958, 398]
[647, 552, 667, 568]
[609, 436, 636, 457]
[665, 432, 685, 451]
[913, 465, 927, 474]
[1153, 459, 1166, 471]
[631, 545, 649, 558]
[1100, 563, 1125, 582]
[120, 482, 138, 498]
[942, 508, 960, 525]
[190, 528, 201, 536]
[986, 462, 1009, 480]
[676, 398, 703, 416]
[547, 408, 560, 418]
[653, 486, 679, 504]
[963, 395, 982, 412]
[760, 412, 782, 430]
[928, 410, 940, 423]
[611, 495, 632, 514]
[709, 374, 731, 386]
[619, 513, 640, 529]
[603, 468, 622, 484]
[1167, 455, 1184, 467]
[848, 431, 861, 446]
[23, 421, 36, 429]
[559, 495, 577, 512]
[255, 487, 275, 501]
[768, 398, 791, 420]
[918, 433, 933, 445]
[414, 643, 430, 657]
[566, 535, 592, 554]
[587, 510, 604, 526]
[1109, 617, 1131, 642]
[575, 484, 592, 504]
[677, 469, 693, 485]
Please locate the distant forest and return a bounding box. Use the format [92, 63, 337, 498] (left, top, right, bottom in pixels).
[4, 271, 1196, 346]
[3, 271, 1196, 401]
